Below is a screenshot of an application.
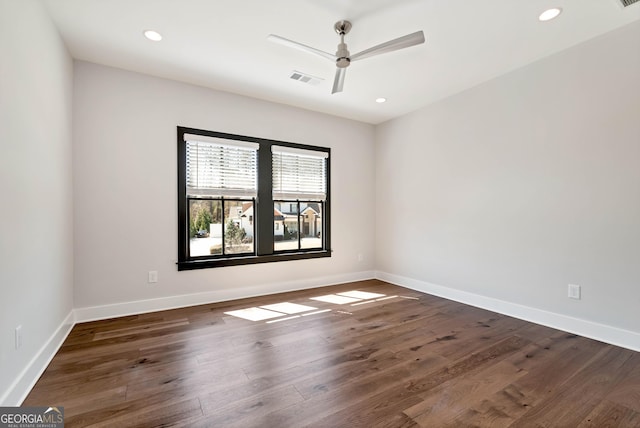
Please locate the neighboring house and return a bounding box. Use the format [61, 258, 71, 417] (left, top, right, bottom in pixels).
[273, 207, 284, 239]
[238, 202, 322, 240]
[300, 204, 321, 238]
[238, 203, 285, 239]
[234, 202, 253, 237]
[275, 202, 322, 240]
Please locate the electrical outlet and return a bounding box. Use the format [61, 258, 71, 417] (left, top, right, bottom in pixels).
[148, 271, 158, 283]
[15, 325, 22, 350]
[568, 284, 581, 300]
[357, 253, 364, 262]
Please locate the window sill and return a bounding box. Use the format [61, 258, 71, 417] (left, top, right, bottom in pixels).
[177, 250, 331, 271]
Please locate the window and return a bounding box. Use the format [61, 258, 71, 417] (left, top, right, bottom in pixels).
[272, 146, 327, 252]
[177, 127, 330, 270]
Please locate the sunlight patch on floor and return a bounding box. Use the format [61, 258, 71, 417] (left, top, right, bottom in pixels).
[225, 302, 324, 322]
[337, 290, 386, 300]
[224, 290, 405, 323]
[260, 302, 317, 314]
[310, 294, 362, 304]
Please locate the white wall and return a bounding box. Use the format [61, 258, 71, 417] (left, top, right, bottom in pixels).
[376, 21, 640, 344]
[0, 0, 74, 404]
[73, 62, 375, 314]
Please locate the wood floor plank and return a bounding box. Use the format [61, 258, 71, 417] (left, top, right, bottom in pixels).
[509, 345, 636, 427]
[23, 280, 640, 427]
[604, 352, 640, 413]
[199, 385, 304, 427]
[259, 350, 451, 427]
[372, 412, 420, 428]
[406, 360, 527, 425]
[27, 386, 127, 417]
[237, 336, 363, 380]
[92, 318, 191, 340]
[577, 400, 640, 427]
[298, 342, 449, 398]
[124, 359, 247, 401]
[309, 335, 530, 428]
[450, 332, 602, 427]
[64, 395, 203, 428]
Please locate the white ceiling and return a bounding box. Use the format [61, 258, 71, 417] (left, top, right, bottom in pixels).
[43, 0, 640, 124]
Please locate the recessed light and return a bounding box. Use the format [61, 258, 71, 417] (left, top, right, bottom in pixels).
[539, 8, 562, 22]
[143, 30, 163, 41]
[375, 97, 387, 103]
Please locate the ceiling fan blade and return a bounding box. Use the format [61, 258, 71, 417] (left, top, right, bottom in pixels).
[267, 34, 336, 62]
[331, 67, 346, 94]
[350, 31, 425, 62]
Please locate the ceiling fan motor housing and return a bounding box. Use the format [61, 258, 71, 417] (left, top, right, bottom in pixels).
[334, 21, 352, 68]
[336, 43, 350, 68]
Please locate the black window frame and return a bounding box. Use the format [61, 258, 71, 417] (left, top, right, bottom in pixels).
[177, 126, 331, 270]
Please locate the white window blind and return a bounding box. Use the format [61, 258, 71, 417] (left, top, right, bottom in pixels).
[185, 134, 258, 198]
[272, 146, 328, 200]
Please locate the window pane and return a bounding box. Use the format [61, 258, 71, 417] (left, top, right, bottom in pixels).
[189, 199, 222, 257]
[224, 200, 254, 254]
[274, 201, 299, 251]
[301, 202, 322, 249]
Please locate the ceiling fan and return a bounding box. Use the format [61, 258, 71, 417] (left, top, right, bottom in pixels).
[267, 20, 425, 94]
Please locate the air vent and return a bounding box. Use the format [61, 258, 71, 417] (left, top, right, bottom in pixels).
[289, 70, 324, 86]
[619, 0, 639, 6]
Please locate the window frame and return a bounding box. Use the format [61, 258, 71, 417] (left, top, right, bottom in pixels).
[177, 126, 331, 270]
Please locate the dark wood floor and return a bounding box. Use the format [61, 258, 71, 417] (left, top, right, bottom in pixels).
[25, 280, 640, 427]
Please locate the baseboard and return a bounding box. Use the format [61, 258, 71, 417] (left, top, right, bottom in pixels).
[75, 270, 376, 323]
[1, 310, 75, 406]
[376, 271, 640, 353]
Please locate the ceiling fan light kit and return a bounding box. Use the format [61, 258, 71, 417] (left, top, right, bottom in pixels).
[268, 20, 425, 94]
